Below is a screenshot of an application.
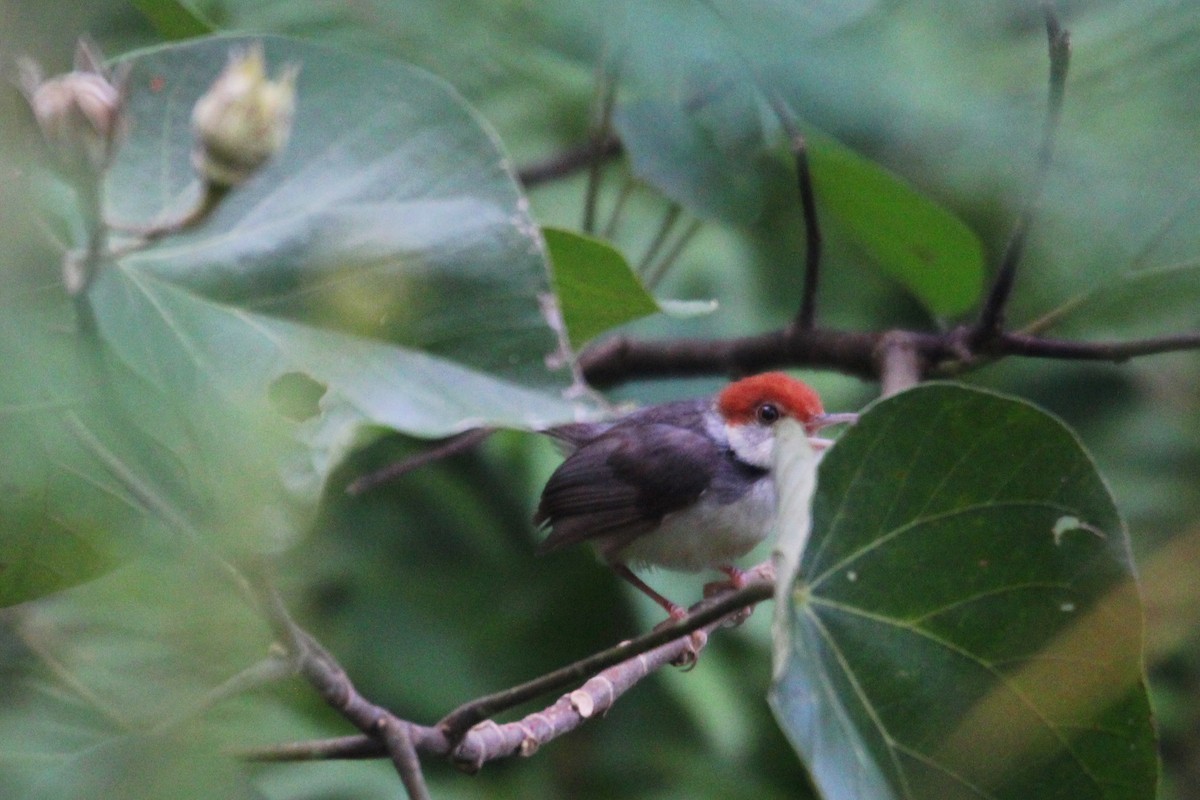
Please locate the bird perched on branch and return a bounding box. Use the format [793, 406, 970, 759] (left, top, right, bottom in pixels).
[535, 372, 855, 620]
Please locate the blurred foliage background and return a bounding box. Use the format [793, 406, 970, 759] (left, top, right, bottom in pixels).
[1, 1, 1199, 798]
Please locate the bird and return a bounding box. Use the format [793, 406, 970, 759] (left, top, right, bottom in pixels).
[533, 372, 855, 620]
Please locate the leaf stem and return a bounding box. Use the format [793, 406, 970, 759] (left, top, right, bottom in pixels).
[974, 7, 1071, 341]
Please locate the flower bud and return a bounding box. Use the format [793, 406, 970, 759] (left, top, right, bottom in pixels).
[191, 44, 299, 188]
[19, 38, 128, 183]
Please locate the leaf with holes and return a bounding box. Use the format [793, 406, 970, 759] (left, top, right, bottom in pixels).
[771, 383, 1156, 800]
[1, 35, 581, 605]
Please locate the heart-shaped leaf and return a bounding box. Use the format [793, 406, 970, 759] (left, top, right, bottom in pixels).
[771, 384, 1156, 800]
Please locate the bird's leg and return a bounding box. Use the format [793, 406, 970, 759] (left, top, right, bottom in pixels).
[613, 564, 706, 667]
[613, 563, 685, 619]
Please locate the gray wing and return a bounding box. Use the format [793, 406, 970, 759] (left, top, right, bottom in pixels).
[534, 423, 719, 557]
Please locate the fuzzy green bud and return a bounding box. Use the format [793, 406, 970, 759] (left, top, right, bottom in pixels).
[191, 44, 299, 188]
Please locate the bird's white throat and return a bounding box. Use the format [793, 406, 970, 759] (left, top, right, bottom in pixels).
[724, 422, 775, 469]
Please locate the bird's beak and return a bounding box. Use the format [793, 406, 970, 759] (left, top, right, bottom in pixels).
[805, 412, 859, 451]
[809, 412, 859, 431]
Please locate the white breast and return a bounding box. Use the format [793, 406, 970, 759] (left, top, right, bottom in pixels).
[616, 478, 776, 572]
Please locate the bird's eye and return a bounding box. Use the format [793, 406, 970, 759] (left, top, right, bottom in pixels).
[756, 403, 780, 424]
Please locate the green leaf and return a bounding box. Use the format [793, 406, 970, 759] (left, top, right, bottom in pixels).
[110, 36, 564, 392]
[0, 282, 167, 606]
[544, 227, 714, 348]
[0, 35, 584, 604]
[104, 35, 580, 435]
[808, 139, 985, 317]
[129, 0, 216, 39]
[771, 384, 1157, 800]
[608, 1, 874, 224]
[0, 556, 297, 798]
[616, 93, 773, 226]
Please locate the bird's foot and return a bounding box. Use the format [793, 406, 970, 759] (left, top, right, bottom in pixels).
[650, 608, 708, 669]
[703, 564, 748, 598]
[671, 628, 708, 670]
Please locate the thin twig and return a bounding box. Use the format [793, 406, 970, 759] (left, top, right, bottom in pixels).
[239, 734, 389, 762]
[152, 653, 296, 734]
[602, 174, 637, 239]
[14, 612, 132, 729]
[346, 427, 496, 496]
[763, 93, 823, 330]
[438, 567, 775, 742]
[637, 203, 682, 280]
[64, 413, 259, 609]
[643, 217, 703, 290]
[583, 66, 619, 235]
[986, 330, 1200, 362]
[107, 182, 230, 256]
[974, 7, 1071, 340]
[382, 718, 432, 800]
[517, 135, 623, 189]
[791, 132, 822, 329]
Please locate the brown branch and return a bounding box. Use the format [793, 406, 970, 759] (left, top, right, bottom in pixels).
[238, 565, 776, 769]
[984, 330, 1200, 363]
[578, 322, 1200, 390]
[248, 568, 434, 796]
[578, 326, 888, 387]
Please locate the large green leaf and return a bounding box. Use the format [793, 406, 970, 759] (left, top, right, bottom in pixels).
[110, 36, 562, 389]
[771, 384, 1157, 800]
[598, 2, 983, 317]
[0, 35, 581, 605]
[606, 1, 872, 225]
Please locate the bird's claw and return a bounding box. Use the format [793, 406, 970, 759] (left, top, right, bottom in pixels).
[670, 629, 708, 669]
